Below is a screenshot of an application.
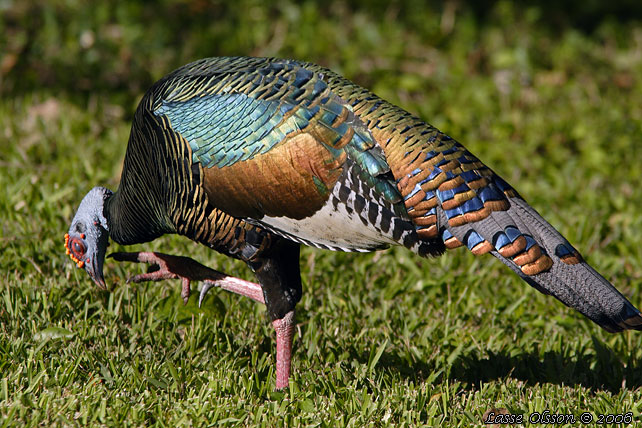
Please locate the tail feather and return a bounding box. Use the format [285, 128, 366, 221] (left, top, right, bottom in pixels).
[331, 78, 642, 332]
[507, 197, 642, 332]
[445, 195, 642, 333]
[494, 246, 642, 332]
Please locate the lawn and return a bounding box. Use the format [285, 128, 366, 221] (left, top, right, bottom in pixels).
[2, 1, 642, 426]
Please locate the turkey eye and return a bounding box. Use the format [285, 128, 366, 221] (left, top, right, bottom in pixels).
[71, 239, 86, 256]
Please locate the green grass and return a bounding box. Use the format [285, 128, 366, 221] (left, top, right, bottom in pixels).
[2, 1, 642, 426]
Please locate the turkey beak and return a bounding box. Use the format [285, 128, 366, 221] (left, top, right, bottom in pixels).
[86, 254, 106, 289]
[86, 231, 109, 289]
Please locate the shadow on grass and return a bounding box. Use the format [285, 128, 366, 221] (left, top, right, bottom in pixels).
[450, 342, 642, 392]
[367, 336, 642, 393]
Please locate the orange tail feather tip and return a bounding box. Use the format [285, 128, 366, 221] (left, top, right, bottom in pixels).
[521, 254, 553, 276]
[404, 189, 427, 207]
[498, 235, 527, 258]
[445, 236, 464, 249]
[512, 245, 542, 266]
[471, 240, 493, 255]
[560, 253, 583, 265]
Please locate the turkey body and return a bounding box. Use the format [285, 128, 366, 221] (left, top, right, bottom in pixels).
[75, 56, 641, 388]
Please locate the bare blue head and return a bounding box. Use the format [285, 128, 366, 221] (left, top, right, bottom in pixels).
[65, 186, 112, 288]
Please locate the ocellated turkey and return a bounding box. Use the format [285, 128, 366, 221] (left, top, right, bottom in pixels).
[65, 57, 642, 389]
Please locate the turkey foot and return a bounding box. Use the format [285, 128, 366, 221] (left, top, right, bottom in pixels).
[108, 251, 293, 389]
[108, 251, 264, 305]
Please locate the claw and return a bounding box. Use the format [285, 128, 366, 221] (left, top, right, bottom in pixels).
[198, 281, 218, 308]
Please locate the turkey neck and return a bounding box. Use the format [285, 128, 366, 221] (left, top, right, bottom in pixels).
[104, 105, 177, 245]
[104, 185, 174, 246]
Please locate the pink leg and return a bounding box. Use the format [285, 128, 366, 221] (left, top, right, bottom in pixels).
[200, 276, 264, 306]
[109, 251, 295, 389]
[273, 310, 295, 389]
[108, 251, 264, 304]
